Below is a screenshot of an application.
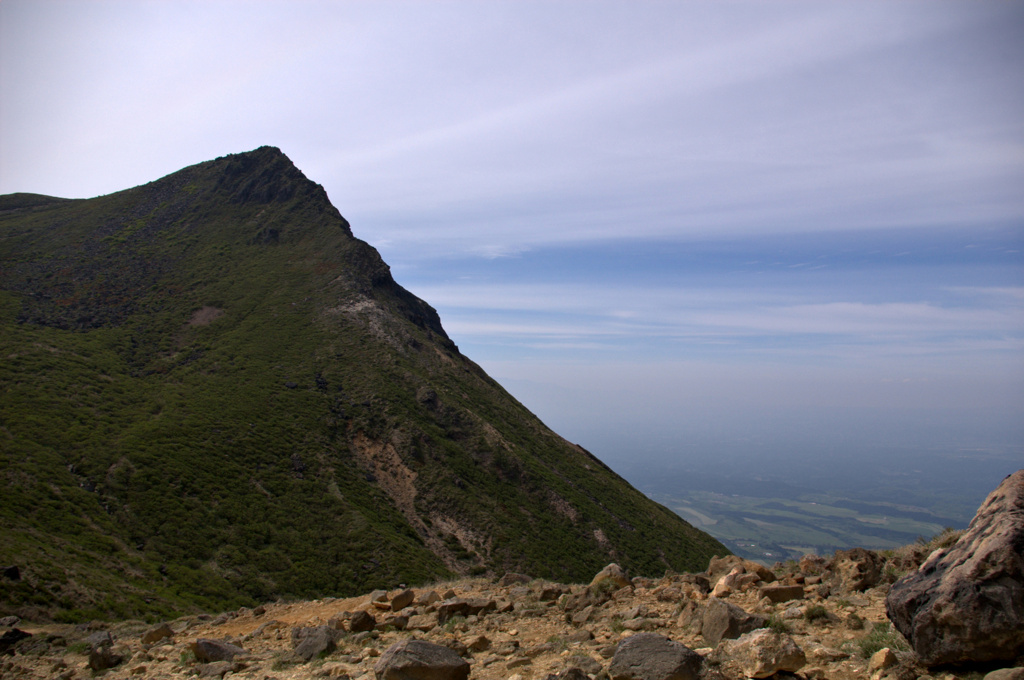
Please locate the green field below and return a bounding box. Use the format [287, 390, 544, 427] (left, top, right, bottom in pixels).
[650, 489, 957, 563]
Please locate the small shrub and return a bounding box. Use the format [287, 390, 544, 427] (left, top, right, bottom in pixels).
[443, 614, 466, 632]
[764, 614, 789, 634]
[67, 641, 91, 655]
[546, 635, 568, 652]
[857, 621, 910, 658]
[927, 527, 964, 551]
[882, 563, 906, 584]
[804, 604, 829, 622]
[270, 652, 298, 671]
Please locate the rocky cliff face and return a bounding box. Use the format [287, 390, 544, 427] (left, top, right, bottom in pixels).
[0, 147, 726, 621]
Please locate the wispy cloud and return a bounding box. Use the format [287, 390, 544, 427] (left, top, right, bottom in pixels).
[1, 1, 1020, 471]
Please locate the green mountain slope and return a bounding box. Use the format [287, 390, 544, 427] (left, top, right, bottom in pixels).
[0, 147, 727, 622]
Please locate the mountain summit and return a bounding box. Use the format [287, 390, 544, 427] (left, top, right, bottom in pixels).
[0, 147, 726, 621]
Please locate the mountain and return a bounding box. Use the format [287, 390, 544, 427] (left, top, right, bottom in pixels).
[0, 147, 727, 622]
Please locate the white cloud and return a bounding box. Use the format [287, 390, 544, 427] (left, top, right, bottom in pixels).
[417, 283, 1024, 349]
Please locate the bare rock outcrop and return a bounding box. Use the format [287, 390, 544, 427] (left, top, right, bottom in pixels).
[716, 628, 806, 679]
[608, 632, 702, 680]
[374, 639, 470, 680]
[191, 638, 247, 663]
[700, 597, 765, 647]
[829, 547, 883, 592]
[591, 563, 631, 590]
[886, 469, 1024, 666]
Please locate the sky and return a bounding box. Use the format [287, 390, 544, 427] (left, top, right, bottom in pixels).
[2, 1, 1022, 495]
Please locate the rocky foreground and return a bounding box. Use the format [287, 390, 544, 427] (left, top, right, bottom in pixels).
[0, 552, 1013, 680]
[2, 470, 1022, 680]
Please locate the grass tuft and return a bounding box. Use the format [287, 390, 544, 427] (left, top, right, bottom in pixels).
[856, 621, 910, 658]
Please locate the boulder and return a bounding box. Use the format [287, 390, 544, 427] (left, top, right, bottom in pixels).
[84, 631, 113, 648]
[436, 597, 495, 623]
[88, 644, 124, 671]
[571, 604, 595, 625]
[706, 555, 775, 584]
[984, 669, 1024, 680]
[291, 625, 338, 662]
[678, 573, 711, 594]
[546, 669, 590, 680]
[564, 583, 615, 614]
[349, 609, 377, 632]
[191, 638, 247, 663]
[86, 632, 124, 671]
[197, 660, 235, 678]
[758, 584, 805, 603]
[0, 628, 31, 654]
[466, 634, 490, 652]
[391, 589, 416, 611]
[591, 563, 630, 590]
[829, 547, 882, 592]
[417, 590, 441, 606]
[568, 654, 603, 675]
[140, 623, 175, 644]
[886, 469, 1024, 666]
[568, 629, 593, 643]
[539, 585, 565, 601]
[701, 597, 766, 646]
[385, 614, 410, 630]
[799, 554, 827, 576]
[499, 572, 531, 587]
[867, 647, 898, 674]
[608, 632, 702, 680]
[374, 639, 470, 680]
[717, 628, 806, 679]
[406, 614, 436, 632]
[710, 566, 742, 597]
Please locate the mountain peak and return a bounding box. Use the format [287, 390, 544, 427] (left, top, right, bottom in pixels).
[0, 150, 726, 621]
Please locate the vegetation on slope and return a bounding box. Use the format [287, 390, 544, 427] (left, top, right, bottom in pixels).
[0, 147, 727, 622]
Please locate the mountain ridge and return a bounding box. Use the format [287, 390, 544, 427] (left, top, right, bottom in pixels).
[0, 147, 727, 622]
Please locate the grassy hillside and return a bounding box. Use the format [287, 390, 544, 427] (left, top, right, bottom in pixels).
[0, 147, 727, 622]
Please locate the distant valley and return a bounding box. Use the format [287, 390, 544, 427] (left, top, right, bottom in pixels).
[650, 489, 958, 563]
[614, 446, 1020, 563]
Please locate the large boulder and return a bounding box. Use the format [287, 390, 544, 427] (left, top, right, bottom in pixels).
[191, 638, 247, 663]
[374, 639, 470, 680]
[391, 589, 416, 611]
[701, 597, 766, 647]
[291, 625, 339, 662]
[716, 628, 806, 679]
[886, 469, 1024, 666]
[706, 555, 775, 584]
[349, 609, 377, 632]
[608, 632, 702, 680]
[140, 623, 175, 644]
[0, 628, 31, 654]
[829, 547, 883, 592]
[86, 631, 124, 671]
[758, 584, 805, 604]
[591, 563, 631, 590]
